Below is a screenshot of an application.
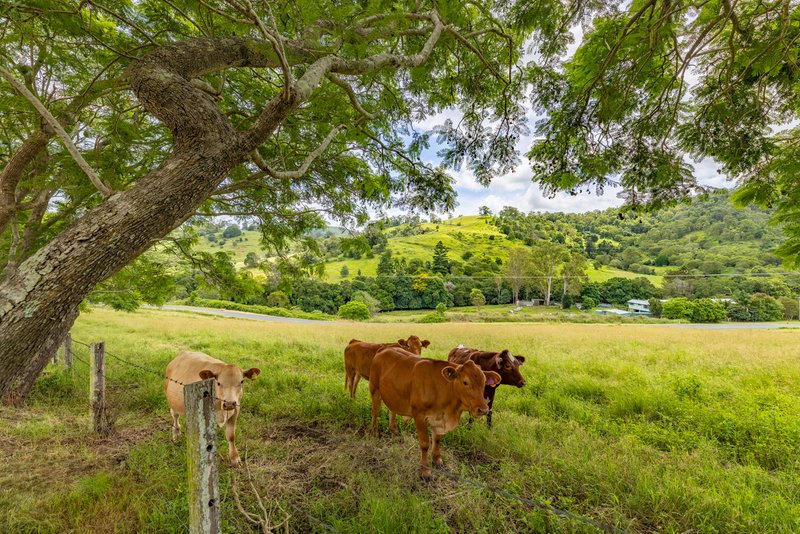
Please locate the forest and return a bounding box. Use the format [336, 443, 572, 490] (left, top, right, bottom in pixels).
[88, 191, 800, 323]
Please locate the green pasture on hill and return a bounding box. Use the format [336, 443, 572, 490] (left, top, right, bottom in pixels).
[2, 308, 798, 532]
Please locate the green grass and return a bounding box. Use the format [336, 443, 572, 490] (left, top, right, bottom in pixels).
[3, 308, 799, 532]
[193, 230, 265, 268]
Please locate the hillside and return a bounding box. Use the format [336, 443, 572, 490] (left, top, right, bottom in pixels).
[187, 191, 789, 289]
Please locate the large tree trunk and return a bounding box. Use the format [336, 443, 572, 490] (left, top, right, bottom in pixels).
[0, 38, 292, 402]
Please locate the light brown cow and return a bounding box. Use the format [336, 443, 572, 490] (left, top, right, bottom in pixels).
[164, 351, 260, 467]
[369, 347, 501, 480]
[343, 336, 430, 398]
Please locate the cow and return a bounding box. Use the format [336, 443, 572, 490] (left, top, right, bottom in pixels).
[344, 336, 430, 398]
[369, 346, 501, 480]
[164, 351, 260, 467]
[447, 346, 526, 427]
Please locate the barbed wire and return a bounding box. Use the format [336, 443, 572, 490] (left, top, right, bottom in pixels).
[68, 337, 627, 533]
[71, 338, 228, 404]
[344, 271, 800, 279]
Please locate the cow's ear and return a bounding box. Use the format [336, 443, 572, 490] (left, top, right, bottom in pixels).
[244, 368, 261, 380]
[441, 366, 458, 381]
[515, 356, 525, 365]
[199, 369, 217, 380]
[421, 339, 431, 348]
[484, 371, 501, 388]
[397, 339, 408, 347]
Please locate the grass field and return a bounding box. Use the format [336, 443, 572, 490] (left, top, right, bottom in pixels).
[2, 308, 798, 532]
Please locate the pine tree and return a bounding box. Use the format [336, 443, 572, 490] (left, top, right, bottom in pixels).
[432, 241, 450, 275]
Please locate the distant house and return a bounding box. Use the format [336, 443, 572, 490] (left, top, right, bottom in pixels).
[518, 299, 545, 306]
[627, 299, 652, 314]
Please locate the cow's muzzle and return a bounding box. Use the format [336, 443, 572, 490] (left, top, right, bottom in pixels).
[517, 380, 526, 387]
[222, 400, 238, 411]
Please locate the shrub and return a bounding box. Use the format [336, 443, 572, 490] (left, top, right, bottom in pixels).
[222, 225, 241, 238]
[352, 290, 380, 316]
[690, 298, 726, 323]
[419, 312, 446, 323]
[747, 293, 784, 321]
[470, 288, 486, 310]
[581, 296, 597, 309]
[340, 265, 350, 277]
[266, 290, 290, 308]
[338, 301, 371, 321]
[662, 298, 693, 320]
[648, 297, 663, 318]
[435, 302, 448, 316]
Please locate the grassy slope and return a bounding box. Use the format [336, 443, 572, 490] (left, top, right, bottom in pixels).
[2, 308, 798, 532]
[318, 216, 662, 285]
[193, 230, 266, 268]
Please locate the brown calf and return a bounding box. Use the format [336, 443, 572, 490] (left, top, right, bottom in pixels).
[448, 346, 526, 427]
[370, 346, 500, 480]
[343, 336, 430, 398]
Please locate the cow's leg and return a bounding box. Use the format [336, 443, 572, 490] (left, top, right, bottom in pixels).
[344, 368, 352, 395]
[170, 408, 180, 442]
[485, 386, 496, 428]
[431, 431, 444, 469]
[351, 374, 361, 399]
[370, 388, 382, 436]
[389, 411, 398, 434]
[414, 415, 432, 481]
[225, 416, 241, 467]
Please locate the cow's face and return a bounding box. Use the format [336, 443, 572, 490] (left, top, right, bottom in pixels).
[199, 365, 261, 425]
[400, 335, 430, 355]
[494, 350, 526, 388]
[442, 360, 501, 418]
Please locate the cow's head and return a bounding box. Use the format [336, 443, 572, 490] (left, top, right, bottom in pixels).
[442, 360, 501, 418]
[401, 335, 431, 355]
[493, 350, 526, 388]
[199, 365, 261, 425]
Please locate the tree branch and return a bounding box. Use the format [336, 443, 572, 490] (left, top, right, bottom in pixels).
[327, 73, 375, 121]
[0, 66, 114, 197]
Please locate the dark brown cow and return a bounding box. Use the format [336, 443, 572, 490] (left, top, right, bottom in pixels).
[344, 336, 430, 398]
[448, 345, 526, 427]
[370, 346, 501, 480]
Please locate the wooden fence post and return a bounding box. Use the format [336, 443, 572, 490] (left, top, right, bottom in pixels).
[63, 333, 73, 369]
[90, 341, 110, 435]
[185, 379, 221, 534]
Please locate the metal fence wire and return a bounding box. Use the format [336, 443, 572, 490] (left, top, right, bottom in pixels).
[68, 336, 628, 534]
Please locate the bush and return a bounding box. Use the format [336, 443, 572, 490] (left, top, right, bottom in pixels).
[266, 290, 290, 308]
[690, 298, 726, 323]
[337, 301, 371, 321]
[581, 296, 597, 309]
[419, 312, 446, 323]
[435, 302, 448, 316]
[340, 265, 349, 277]
[662, 298, 693, 320]
[222, 225, 241, 238]
[648, 297, 663, 318]
[747, 293, 784, 321]
[352, 290, 380, 316]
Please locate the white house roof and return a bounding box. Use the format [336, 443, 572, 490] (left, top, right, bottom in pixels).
[627, 299, 650, 305]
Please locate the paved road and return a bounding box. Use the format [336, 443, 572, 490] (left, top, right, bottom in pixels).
[157, 305, 333, 323]
[155, 305, 800, 329]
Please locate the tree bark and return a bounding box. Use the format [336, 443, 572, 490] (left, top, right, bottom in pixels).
[0, 38, 291, 402]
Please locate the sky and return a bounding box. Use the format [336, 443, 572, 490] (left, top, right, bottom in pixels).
[406, 25, 734, 219]
[412, 109, 731, 218]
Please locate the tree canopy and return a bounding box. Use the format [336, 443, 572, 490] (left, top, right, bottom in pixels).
[0, 0, 554, 400]
[527, 0, 800, 265]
